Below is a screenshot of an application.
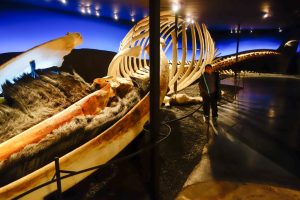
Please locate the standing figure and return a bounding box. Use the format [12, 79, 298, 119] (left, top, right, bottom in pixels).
[198, 64, 221, 124]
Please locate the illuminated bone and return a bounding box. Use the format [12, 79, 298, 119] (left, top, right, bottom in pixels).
[164, 94, 202, 107]
[0, 33, 83, 92]
[0, 31, 170, 198]
[108, 11, 216, 96]
[0, 83, 113, 161]
[108, 37, 169, 104]
[212, 50, 279, 71]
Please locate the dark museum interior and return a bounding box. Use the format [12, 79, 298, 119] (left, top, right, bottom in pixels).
[0, 0, 300, 199]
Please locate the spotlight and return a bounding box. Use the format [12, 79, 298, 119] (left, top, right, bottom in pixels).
[172, 3, 180, 13]
[114, 13, 119, 20]
[96, 10, 100, 17]
[191, 19, 195, 24]
[278, 27, 282, 32]
[261, 3, 271, 19]
[250, 29, 253, 33]
[230, 29, 233, 34]
[186, 17, 191, 23]
[60, 0, 67, 5]
[262, 12, 270, 19]
[80, 7, 86, 14]
[87, 7, 91, 14]
[131, 17, 135, 22]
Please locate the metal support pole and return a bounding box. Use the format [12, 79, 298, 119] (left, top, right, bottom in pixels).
[234, 24, 240, 99]
[174, 12, 178, 94]
[235, 24, 240, 64]
[54, 157, 62, 200]
[149, 0, 160, 199]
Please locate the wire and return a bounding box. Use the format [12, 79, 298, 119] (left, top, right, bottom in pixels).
[14, 124, 172, 199]
[162, 104, 203, 124]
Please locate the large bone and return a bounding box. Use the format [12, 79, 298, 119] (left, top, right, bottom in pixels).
[0, 33, 83, 92]
[0, 83, 112, 162]
[0, 27, 170, 198]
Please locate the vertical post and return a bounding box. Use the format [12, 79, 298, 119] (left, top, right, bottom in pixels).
[235, 24, 240, 64]
[174, 12, 178, 94]
[149, 0, 160, 199]
[55, 157, 62, 200]
[234, 24, 240, 99]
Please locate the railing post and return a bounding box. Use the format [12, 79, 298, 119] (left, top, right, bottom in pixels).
[234, 23, 241, 99]
[54, 157, 62, 200]
[149, 0, 161, 199]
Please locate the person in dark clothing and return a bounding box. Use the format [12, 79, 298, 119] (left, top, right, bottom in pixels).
[198, 64, 221, 124]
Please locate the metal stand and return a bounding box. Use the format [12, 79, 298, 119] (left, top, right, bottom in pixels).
[234, 24, 241, 100]
[54, 157, 62, 200]
[149, 0, 161, 199]
[174, 12, 178, 95]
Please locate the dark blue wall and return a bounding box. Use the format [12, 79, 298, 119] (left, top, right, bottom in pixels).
[0, 4, 296, 56]
[0, 4, 132, 54]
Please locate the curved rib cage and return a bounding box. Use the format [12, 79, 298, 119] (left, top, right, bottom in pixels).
[108, 11, 216, 95]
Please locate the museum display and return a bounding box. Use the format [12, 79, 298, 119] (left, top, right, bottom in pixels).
[0, 0, 299, 197]
[0, 12, 172, 199]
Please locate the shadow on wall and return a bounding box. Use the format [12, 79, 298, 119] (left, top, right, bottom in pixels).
[61, 49, 116, 83]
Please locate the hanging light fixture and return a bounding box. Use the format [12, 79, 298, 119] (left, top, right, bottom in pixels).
[130, 10, 135, 23]
[59, 0, 67, 5]
[80, 6, 86, 14]
[86, 7, 92, 14]
[172, 3, 180, 13]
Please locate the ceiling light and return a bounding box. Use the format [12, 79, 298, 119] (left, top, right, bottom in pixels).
[87, 7, 91, 14]
[278, 27, 282, 32]
[262, 12, 270, 19]
[114, 13, 119, 20]
[261, 2, 271, 19]
[95, 4, 100, 10]
[60, 0, 67, 5]
[250, 29, 253, 33]
[186, 17, 191, 23]
[80, 7, 86, 14]
[172, 3, 180, 13]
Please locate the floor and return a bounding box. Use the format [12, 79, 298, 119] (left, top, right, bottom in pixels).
[177, 74, 300, 199]
[60, 74, 300, 199]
